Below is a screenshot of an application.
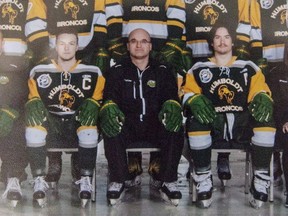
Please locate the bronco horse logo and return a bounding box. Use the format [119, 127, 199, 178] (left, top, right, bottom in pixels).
[280, 9, 288, 25]
[218, 85, 234, 105]
[63, 0, 80, 19]
[2, 3, 18, 24]
[203, 5, 219, 25]
[59, 90, 75, 108]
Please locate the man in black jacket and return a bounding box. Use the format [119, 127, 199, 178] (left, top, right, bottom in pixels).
[100, 28, 184, 206]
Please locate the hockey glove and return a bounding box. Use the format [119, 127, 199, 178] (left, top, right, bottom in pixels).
[248, 92, 273, 123]
[157, 38, 185, 66]
[256, 58, 269, 76]
[77, 98, 101, 126]
[99, 100, 125, 137]
[0, 107, 19, 137]
[94, 47, 110, 74]
[107, 37, 128, 63]
[186, 94, 216, 124]
[25, 97, 48, 126]
[158, 100, 183, 132]
[235, 43, 250, 60]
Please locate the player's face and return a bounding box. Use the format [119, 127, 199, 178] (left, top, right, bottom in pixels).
[56, 33, 78, 61]
[211, 27, 233, 55]
[127, 29, 152, 60]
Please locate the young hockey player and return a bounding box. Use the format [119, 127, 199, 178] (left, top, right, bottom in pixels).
[182, 23, 275, 209]
[25, 28, 104, 207]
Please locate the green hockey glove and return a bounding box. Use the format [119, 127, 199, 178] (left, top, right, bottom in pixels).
[94, 47, 110, 74]
[186, 94, 216, 124]
[256, 58, 269, 76]
[158, 100, 183, 132]
[157, 38, 185, 66]
[235, 43, 250, 60]
[99, 100, 125, 137]
[25, 97, 48, 126]
[248, 92, 273, 123]
[107, 37, 128, 63]
[0, 107, 19, 137]
[77, 98, 101, 126]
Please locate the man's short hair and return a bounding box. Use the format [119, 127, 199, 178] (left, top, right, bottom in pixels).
[55, 27, 79, 44]
[207, 22, 237, 51]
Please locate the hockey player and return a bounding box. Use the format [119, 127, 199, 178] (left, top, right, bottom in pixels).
[266, 42, 288, 207]
[249, 0, 288, 186]
[25, 0, 123, 187]
[184, 0, 251, 185]
[25, 28, 105, 207]
[182, 23, 275, 209]
[101, 28, 184, 206]
[0, 0, 30, 207]
[120, 0, 187, 188]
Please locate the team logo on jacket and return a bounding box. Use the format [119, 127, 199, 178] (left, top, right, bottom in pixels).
[1, 3, 18, 24]
[63, 0, 80, 19]
[203, 5, 219, 25]
[37, 74, 52, 88]
[199, 68, 213, 83]
[0, 75, 9, 85]
[147, 80, 156, 88]
[218, 85, 234, 104]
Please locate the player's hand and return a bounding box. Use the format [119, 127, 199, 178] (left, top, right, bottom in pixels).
[99, 100, 125, 137]
[248, 92, 273, 122]
[186, 94, 216, 124]
[158, 100, 183, 132]
[77, 98, 101, 126]
[25, 97, 48, 126]
[0, 106, 19, 137]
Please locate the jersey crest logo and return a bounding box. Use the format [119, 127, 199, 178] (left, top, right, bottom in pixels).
[199, 68, 213, 83]
[37, 74, 52, 88]
[147, 80, 156, 88]
[2, 3, 18, 24]
[218, 84, 234, 104]
[203, 5, 219, 25]
[59, 89, 75, 108]
[63, 0, 80, 19]
[260, 0, 274, 9]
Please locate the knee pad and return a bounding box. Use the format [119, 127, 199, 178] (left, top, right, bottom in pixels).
[77, 126, 98, 148]
[25, 126, 47, 147]
[252, 127, 276, 147]
[188, 131, 212, 150]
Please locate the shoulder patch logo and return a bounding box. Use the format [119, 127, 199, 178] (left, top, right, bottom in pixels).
[147, 80, 156, 88]
[37, 74, 52, 88]
[260, 0, 274, 9]
[199, 68, 213, 83]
